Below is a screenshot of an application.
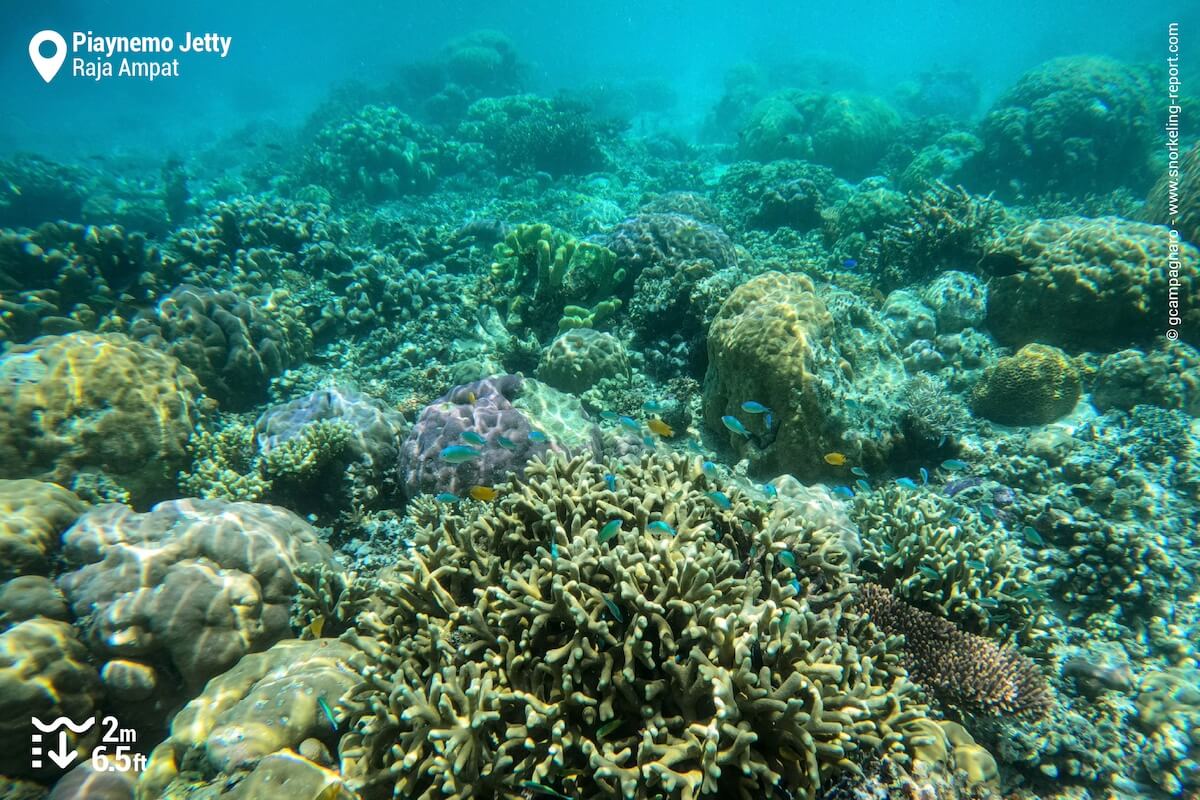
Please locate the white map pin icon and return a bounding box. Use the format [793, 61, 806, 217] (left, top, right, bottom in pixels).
[29, 30, 67, 83]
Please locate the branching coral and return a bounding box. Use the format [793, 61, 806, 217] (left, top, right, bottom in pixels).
[857, 583, 1052, 719]
[338, 453, 946, 800]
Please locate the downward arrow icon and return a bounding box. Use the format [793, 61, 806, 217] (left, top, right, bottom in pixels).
[47, 731, 76, 769]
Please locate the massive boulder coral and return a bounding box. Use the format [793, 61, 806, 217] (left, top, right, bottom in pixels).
[737, 90, 902, 180]
[338, 453, 946, 800]
[138, 638, 366, 799]
[1148, 139, 1200, 246]
[970, 343, 1081, 426]
[605, 211, 738, 279]
[0, 618, 104, 780]
[303, 104, 441, 200]
[971, 55, 1154, 197]
[1089, 339, 1200, 415]
[0, 479, 87, 580]
[56, 499, 342, 716]
[399, 375, 598, 497]
[981, 216, 1200, 350]
[537, 328, 630, 394]
[131, 285, 310, 410]
[459, 94, 610, 176]
[703, 272, 905, 478]
[0, 332, 204, 505]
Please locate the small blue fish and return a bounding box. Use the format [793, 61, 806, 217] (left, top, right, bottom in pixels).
[598, 520, 621, 544]
[618, 415, 640, 432]
[440, 445, 482, 463]
[780, 611, 791, 629]
[435, 492, 460, 503]
[1023, 526, 1045, 546]
[778, 551, 797, 569]
[850, 466, 869, 479]
[497, 436, 518, 450]
[917, 565, 940, 580]
[791, 578, 801, 594]
[761, 483, 778, 498]
[948, 516, 963, 525]
[701, 460, 718, 479]
[550, 540, 558, 559]
[741, 401, 770, 414]
[855, 479, 871, 493]
[979, 504, 997, 520]
[317, 696, 338, 730]
[941, 459, 968, 472]
[604, 474, 616, 491]
[832, 485, 854, 498]
[919, 467, 929, 485]
[842, 257, 858, 269]
[764, 412, 774, 430]
[603, 597, 623, 622]
[596, 719, 622, 739]
[460, 431, 486, 446]
[643, 435, 655, 446]
[895, 477, 918, 490]
[643, 400, 665, 412]
[648, 520, 676, 536]
[599, 410, 619, 422]
[978, 597, 1001, 608]
[521, 782, 572, 800]
[529, 430, 548, 443]
[1013, 584, 1044, 599]
[722, 415, 751, 437]
[966, 559, 987, 570]
[707, 491, 732, 509]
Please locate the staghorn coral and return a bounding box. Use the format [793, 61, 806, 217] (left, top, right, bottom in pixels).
[857, 583, 1052, 719]
[338, 452, 945, 800]
[488, 222, 624, 337]
[981, 215, 1200, 349]
[969, 343, 1081, 426]
[131, 284, 310, 410]
[537, 328, 630, 394]
[0, 332, 205, 506]
[56, 498, 343, 724]
[0, 479, 87, 580]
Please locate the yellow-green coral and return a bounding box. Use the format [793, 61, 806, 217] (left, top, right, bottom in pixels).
[178, 422, 270, 501]
[337, 453, 949, 800]
[970, 343, 1081, 425]
[489, 223, 624, 336]
[0, 479, 87, 580]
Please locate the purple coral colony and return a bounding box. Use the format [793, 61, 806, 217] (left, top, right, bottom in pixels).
[0, 8, 1197, 800]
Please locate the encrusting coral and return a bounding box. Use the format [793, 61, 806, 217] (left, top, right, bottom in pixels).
[336, 452, 951, 800]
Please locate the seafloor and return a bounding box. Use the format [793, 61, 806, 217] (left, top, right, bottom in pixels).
[0, 32, 1198, 800]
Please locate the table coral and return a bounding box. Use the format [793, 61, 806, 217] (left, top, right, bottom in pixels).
[0, 332, 204, 506]
[338, 452, 946, 800]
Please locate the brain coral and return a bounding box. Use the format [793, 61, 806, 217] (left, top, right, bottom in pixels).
[0, 618, 103, 779]
[605, 212, 738, 280]
[738, 90, 902, 180]
[56, 499, 341, 708]
[537, 328, 630, 394]
[982, 216, 1200, 350]
[703, 272, 905, 478]
[400, 375, 598, 497]
[972, 55, 1154, 197]
[0, 332, 204, 505]
[139, 638, 366, 797]
[132, 285, 310, 410]
[970, 343, 1081, 425]
[338, 452, 947, 800]
[0, 479, 87, 580]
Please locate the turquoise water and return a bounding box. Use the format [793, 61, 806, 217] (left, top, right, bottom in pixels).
[0, 3, 1197, 799]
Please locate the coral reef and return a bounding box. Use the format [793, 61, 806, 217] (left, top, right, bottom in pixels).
[56, 499, 342, 717]
[972, 56, 1154, 198]
[982, 216, 1200, 349]
[132, 284, 310, 410]
[0, 332, 204, 506]
[970, 344, 1081, 426]
[339, 452, 947, 800]
[713, 160, 841, 231]
[537, 328, 630, 394]
[1148, 139, 1200, 246]
[738, 90, 902, 180]
[857, 583, 1053, 718]
[303, 105, 441, 200]
[1089, 338, 1200, 415]
[0, 480, 87, 580]
[460, 95, 611, 176]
